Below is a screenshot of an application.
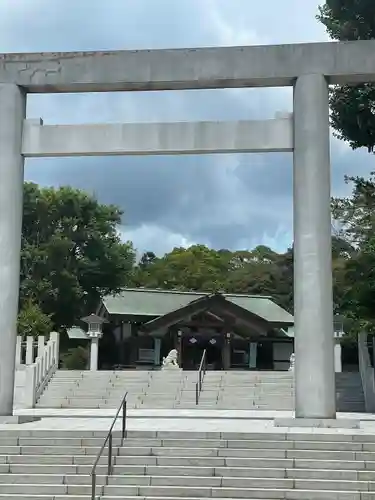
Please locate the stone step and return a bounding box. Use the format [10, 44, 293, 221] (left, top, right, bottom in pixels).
[105, 484, 373, 498]
[106, 475, 374, 491]
[4, 453, 375, 471]
[215, 390, 295, 393]
[0, 428, 374, 500]
[214, 405, 294, 410]
[38, 397, 136, 403]
[37, 369, 364, 413]
[39, 392, 138, 399]
[3, 429, 375, 441]
[4, 437, 375, 449]
[3, 464, 375, 480]
[37, 400, 127, 407]
[2, 446, 375, 461]
[0, 483, 372, 498]
[0, 496, 366, 500]
[215, 398, 295, 401]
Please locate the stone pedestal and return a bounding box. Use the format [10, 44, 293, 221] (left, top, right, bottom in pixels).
[274, 417, 359, 429]
[89, 337, 100, 371]
[0, 415, 41, 424]
[334, 342, 342, 373]
[162, 349, 180, 370]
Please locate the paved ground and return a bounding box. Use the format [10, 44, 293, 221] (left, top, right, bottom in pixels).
[5, 409, 375, 436]
[15, 408, 375, 420]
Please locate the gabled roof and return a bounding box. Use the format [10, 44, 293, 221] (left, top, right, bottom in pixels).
[139, 293, 270, 334]
[101, 288, 294, 326]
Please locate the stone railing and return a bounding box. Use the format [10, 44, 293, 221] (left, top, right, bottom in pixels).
[23, 332, 60, 408]
[15, 334, 58, 366]
[358, 332, 375, 413]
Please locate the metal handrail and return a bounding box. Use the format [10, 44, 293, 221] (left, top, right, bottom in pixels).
[195, 349, 207, 405]
[91, 391, 128, 500]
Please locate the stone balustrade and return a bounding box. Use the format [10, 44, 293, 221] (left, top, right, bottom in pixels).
[15, 334, 57, 366]
[22, 332, 60, 408]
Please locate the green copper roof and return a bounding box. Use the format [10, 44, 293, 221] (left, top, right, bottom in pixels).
[102, 288, 293, 325]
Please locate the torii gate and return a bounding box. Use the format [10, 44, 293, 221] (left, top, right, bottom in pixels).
[1, 40, 375, 420]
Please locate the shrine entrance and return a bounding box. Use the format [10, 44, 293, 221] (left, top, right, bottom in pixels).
[181, 335, 223, 370]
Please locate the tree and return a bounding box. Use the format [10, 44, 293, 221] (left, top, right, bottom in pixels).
[17, 300, 53, 338]
[139, 251, 157, 269]
[339, 237, 375, 333]
[331, 173, 375, 333]
[20, 183, 136, 330]
[225, 247, 294, 312]
[317, 1, 375, 152]
[61, 346, 89, 370]
[133, 244, 295, 312]
[331, 172, 375, 245]
[133, 245, 230, 291]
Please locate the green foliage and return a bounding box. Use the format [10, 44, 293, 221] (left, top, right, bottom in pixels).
[340, 238, 375, 333]
[20, 183, 136, 330]
[139, 251, 157, 269]
[17, 300, 53, 338]
[61, 346, 89, 370]
[318, 0, 375, 329]
[132, 244, 294, 313]
[332, 172, 375, 245]
[329, 85, 375, 153]
[133, 245, 229, 292]
[331, 173, 375, 335]
[318, 0, 375, 40]
[317, 1, 375, 152]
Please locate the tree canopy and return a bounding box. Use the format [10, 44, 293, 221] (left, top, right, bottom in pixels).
[330, 172, 375, 332]
[20, 183, 136, 332]
[132, 244, 294, 313]
[317, 0, 375, 152]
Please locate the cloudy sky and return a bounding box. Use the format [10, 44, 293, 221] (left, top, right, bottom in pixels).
[1, 0, 374, 255]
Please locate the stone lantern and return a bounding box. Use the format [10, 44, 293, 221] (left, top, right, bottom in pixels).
[81, 314, 107, 371]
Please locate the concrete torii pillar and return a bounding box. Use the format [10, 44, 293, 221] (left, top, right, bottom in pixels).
[293, 74, 336, 419]
[0, 84, 26, 416]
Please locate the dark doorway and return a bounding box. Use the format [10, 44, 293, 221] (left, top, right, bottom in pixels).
[256, 340, 274, 370]
[181, 335, 222, 370]
[206, 342, 222, 370]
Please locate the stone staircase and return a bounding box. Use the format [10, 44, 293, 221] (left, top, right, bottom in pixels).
[336, 373, 367, 413]
[199, 371, 366, 412]
[36, 369, 366, 413]
[1, 428, 375, 498]
[37, 370, 203, 409]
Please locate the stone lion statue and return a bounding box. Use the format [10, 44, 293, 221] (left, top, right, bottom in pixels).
[162, 349, 180, 369]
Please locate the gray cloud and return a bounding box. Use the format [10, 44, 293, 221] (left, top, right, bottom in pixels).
[2, 0, 375, 255]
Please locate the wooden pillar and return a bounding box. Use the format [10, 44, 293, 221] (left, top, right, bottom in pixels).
[249, 341, 258, 369]
[129, 324, 138, 367]
[176, 330, 183, 367]
[120, 322, 132, 366]
[154, 338, 161, 366]
[222, 332, 231, 371]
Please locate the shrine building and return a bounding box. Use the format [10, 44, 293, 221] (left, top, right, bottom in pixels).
[95, 288, 295, 371]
